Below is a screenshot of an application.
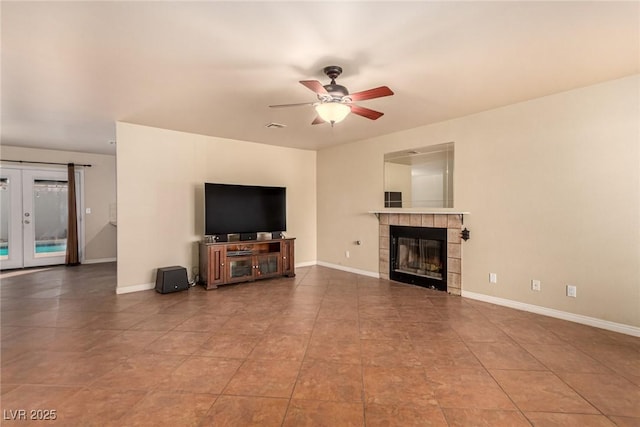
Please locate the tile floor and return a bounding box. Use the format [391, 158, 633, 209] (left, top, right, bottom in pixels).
[1, 263, 639, 426]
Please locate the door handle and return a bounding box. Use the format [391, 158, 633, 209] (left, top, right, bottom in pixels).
[24, 220, 31, 224]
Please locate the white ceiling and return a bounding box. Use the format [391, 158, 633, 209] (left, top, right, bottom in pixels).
[2, 1, 638, 155]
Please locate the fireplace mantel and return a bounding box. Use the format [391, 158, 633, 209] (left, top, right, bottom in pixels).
[369, 209, 470, 215]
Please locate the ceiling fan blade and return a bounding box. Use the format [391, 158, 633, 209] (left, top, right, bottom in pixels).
[300, 80, 328, 95]
[311, 116, 326, 125]
[351, 104, 384, 120]
[269, 101, 316, 108]
[348, 86, 394, 101]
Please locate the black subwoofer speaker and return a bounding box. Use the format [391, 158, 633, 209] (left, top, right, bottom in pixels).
[155, 266, 189, 294]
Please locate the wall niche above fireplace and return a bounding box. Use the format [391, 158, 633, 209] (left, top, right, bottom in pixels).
[383, 142, 454, 208]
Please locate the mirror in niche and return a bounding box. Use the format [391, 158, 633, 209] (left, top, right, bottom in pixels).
[384, 142, 454, 208]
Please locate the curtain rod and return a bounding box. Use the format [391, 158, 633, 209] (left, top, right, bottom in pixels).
[1, 159, 92, 167]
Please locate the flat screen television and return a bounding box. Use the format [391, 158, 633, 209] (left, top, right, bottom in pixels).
[204, 183, 286, 236]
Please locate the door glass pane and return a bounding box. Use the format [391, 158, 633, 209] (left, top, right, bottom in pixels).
[33, 180, 67, 257]
[256, 255, 279, 276]
[229, 258, 252, 279]
[0, 178, 8, 259]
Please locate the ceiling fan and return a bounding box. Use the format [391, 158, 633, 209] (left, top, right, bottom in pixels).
[269, 65, 394, 126]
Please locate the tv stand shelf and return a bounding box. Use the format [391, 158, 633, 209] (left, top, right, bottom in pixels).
[199, 238, 295, 290]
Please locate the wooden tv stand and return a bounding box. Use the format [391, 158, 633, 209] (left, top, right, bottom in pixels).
[199, 238, 295, 290]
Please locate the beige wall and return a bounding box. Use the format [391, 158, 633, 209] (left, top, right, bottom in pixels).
[0, 145, 117, 262]
[317, 74, 640, 328]
[115, 122, 317, 292]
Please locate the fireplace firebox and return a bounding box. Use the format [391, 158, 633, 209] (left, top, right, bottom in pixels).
[390, 225, 447, 291]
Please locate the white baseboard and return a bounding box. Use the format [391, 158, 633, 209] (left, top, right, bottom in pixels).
[83, 257, 117, 265]
[462, 290, 640, 337]
[316, 261, 380, 279]
[116, 282, 154, 295]
[295, 261, 317, 268]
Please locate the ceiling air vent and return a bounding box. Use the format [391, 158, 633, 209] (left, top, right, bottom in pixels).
[265, 122, 287, 129]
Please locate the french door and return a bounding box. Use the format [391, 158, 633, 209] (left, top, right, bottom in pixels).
[0, 166, 83, 269]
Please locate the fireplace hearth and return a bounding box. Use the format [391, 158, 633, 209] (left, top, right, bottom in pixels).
[390, 225, 447, 291]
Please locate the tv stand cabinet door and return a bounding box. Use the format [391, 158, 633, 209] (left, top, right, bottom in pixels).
[226, 256, 255, 284]
[203, 245, 226, 289]
[255, 253, 281, 279]
[282, 239, 295, 277]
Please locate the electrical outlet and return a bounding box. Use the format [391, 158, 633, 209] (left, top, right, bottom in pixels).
[531, 279, 541, 291]
[566, 285, 577, 297]
[489, 273, 497, 284]
[345, 250, 350, 258]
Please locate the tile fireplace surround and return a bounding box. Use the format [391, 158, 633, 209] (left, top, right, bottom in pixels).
[376, 211, 467, 295]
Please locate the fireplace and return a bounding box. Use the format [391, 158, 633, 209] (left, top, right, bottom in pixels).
[390, 225, 447, 291]
[376, 212, 464, 295]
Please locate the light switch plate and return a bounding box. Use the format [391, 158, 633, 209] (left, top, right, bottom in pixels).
[531, 279, 541, 291]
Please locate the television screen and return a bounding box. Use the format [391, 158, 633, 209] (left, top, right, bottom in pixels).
[204, 183, 286, 235]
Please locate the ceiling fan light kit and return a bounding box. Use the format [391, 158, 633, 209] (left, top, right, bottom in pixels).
[315, 102, 351, 125]
[269, 65, 394, 126]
